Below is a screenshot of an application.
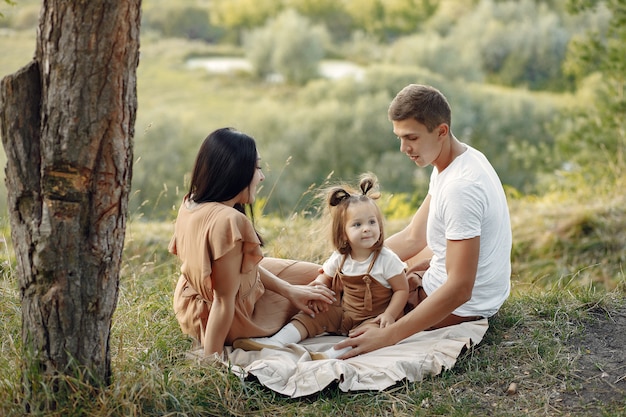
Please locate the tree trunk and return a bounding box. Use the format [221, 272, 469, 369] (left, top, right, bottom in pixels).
[0, 0, 141, 407]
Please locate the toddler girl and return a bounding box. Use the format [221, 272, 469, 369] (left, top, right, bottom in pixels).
[234, 173, 408, 359]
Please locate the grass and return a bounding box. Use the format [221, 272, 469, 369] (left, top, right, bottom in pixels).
[1, 176, 625, 416]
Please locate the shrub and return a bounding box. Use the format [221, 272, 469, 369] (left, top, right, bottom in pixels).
[243, 9, 329, 84]
[143, 5, 225, 42]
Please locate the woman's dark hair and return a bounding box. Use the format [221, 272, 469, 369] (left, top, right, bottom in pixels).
[188, 127, 263, 242]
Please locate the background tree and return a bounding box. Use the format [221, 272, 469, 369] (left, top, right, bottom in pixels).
[143, 4, 224, 42]
[288, 0, 354, 41]
[244, 9, 328, 84]
[0, 0, 140, 409]
[343, 0, 437, 40]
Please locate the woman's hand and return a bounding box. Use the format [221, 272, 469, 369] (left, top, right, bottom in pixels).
[287, 283, 335, 318]
[259, 266, 335, 317]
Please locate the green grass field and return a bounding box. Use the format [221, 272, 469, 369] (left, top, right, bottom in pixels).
[1, 175, 624, 416]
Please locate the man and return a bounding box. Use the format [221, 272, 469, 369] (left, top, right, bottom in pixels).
[335, 84, 512, 358]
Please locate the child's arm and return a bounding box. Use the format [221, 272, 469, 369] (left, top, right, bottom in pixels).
[309, 272, 333, 288]
[376, 271, 409, 328]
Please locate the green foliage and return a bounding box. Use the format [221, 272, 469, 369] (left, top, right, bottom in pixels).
[244, 9, 329, 84]
[343, 0, 437, 40]
[337, 30, 385, 64]
[209, 0, 282, 31]
[510, 189, 626, 289]
[555, 0, 626, 184]
[457, 84, 564, 191]
[210, 0, 437, 42]
[0, 1, 37, 28]
[244, 69, 563, 212]
[131, 114, 195, 221]
[1, 0, 622, 221]
[288, 0, 354, 42]
[475, 0, 572, 90]
[386, 31, 485, 83]
[130, 37, 265, 219]
[242, 25, 274, 78]
[1, 3, 625, 414]
[388, 0, 598, 91]
[142, 4, 224, 42]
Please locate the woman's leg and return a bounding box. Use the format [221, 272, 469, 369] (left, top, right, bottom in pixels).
[260, 257, 320, 285]
[253, 258, 321, 330]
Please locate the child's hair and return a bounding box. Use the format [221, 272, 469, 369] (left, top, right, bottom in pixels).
[327, 172, 384, 255]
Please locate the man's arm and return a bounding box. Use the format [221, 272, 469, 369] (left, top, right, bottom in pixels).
[389, 236, 479, 338]
[386, 194, 431, 262]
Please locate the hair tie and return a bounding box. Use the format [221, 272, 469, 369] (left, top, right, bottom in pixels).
[329, 189, 351, 207]
[361, 178, 374, 196]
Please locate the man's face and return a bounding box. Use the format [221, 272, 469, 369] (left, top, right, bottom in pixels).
[392, 118, 445, 168]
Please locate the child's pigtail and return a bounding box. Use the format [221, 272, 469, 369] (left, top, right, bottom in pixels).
[358, 172, 381, 200]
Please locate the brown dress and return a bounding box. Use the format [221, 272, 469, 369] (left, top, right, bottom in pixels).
[169, 200, 318, 346]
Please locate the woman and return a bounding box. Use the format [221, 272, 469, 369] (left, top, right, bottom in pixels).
[169, 127, 335, 357]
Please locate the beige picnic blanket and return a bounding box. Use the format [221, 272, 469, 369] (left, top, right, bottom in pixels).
[224, 319, 489, 397]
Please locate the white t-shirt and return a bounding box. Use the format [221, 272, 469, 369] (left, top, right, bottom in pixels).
[322, 247, 406, 288]
[422, 145, 512, 318]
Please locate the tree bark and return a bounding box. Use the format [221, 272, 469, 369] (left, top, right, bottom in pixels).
[0, 0, 141, 405]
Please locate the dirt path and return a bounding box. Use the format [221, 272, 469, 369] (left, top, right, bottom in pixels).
[559, 306, 626, 414]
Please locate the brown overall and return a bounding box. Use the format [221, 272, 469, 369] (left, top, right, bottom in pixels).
[293, 251, 397, 338]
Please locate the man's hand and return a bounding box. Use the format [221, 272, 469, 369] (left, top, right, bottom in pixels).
[333, 325, 395, 359]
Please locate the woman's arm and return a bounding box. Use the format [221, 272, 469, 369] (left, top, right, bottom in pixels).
[203, 243, 245, 355]
[258, 265, 335, 317]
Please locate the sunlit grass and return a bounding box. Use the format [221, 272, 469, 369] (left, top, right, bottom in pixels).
[0, 171, 624, 415]
[510, 167, 625, 291]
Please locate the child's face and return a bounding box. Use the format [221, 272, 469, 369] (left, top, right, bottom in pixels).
[344, 201, 381, 252]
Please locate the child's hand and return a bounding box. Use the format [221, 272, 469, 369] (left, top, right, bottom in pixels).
[289, 284, 335, 318]
[374, 312, 396, 328]
[305, 274, 337, 316]
[307, 298, 331, 315]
